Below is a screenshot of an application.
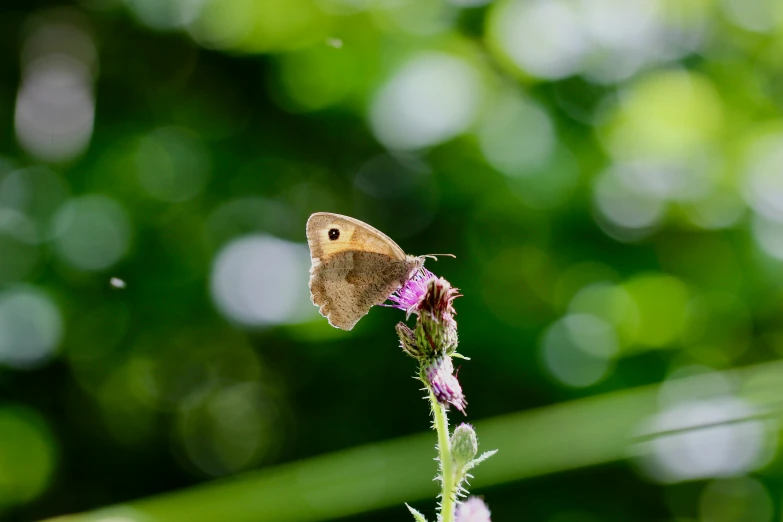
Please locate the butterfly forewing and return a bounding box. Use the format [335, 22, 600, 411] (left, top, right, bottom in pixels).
[306, 213, 407, 261]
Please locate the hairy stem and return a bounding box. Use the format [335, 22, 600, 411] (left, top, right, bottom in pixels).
[431, 391, 455, 522]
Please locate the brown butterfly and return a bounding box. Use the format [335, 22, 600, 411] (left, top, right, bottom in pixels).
[306, 212, 425, 330]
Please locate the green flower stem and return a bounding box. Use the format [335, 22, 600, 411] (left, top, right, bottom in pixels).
[431, 390, 455, 522]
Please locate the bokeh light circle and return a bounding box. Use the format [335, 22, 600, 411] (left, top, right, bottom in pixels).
[541, 313, 618, 387]
[594, 164, 665, 231]
[492, 0, 586, 80]
[0, 405, 57, 509]
[15, 55, 95, 163]
[0, 285, 62, 369]
[477, 93, 555, 176]
[743, 132, 783, 223]
[568, 282, 639, 346]
[602, 70, 723, 161]
[699, 476, 773, 522]
[369, 53, 482, 150]
[210, 235, 314, 327]
[177, 382, 279, 477]
[636, 397, 773, 483]
[635, 368, 775, 484]
[622, 274, 688, 348]
[53, 194, 132, 271]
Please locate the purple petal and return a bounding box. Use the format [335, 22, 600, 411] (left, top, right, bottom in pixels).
[456, 497, 492, 522]
[424, 355, 466, 414]
[387, 268, 436, 313]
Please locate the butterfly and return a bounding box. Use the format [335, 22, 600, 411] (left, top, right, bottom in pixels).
[306, 212, 425, 330]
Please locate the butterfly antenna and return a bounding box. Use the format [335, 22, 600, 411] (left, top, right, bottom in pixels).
[422, 253, 456, 261]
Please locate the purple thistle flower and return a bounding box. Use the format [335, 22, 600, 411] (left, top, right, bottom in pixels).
[422, 355, 466, 414]
[418, 274, 459, 326]
[416, 276, 459, 356]
[388, 268, 437, 315]
[392, 273, 461, 359]
[455, 497, 492, 522]
[394, 269, 464, 410]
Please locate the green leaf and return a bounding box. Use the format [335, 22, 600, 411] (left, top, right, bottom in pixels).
[406, 503, 429, 522]
[467, 449, 498, 470]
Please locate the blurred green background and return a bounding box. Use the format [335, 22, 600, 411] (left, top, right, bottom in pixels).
[2, 0, 783, 521]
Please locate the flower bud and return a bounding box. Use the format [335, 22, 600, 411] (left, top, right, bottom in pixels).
[397, 322, 424, 359]
[450, 423, 478, 470]
[422, 355, 466, 413]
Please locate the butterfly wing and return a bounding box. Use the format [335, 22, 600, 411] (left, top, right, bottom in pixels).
[306, 213, 406, 261]
[306, 213, 419, 330]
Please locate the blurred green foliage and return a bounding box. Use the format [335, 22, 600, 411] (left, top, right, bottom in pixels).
[3, 0, 783, 521]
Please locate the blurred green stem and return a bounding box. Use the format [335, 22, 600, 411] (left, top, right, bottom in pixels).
[431, 391, 454, 522]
